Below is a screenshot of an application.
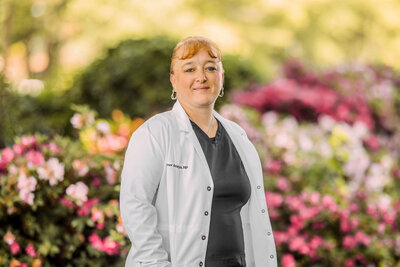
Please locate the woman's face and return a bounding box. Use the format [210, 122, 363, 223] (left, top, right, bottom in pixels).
[170, 48, 224, 109]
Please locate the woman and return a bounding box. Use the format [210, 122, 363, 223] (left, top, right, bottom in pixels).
[120, 36, 277, 267]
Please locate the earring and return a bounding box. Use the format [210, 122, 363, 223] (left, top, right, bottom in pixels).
[171, 89, 177, 100]
[219, 87, 224, 97]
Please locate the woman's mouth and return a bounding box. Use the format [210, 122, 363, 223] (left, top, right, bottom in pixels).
[194, 87, 209, 90]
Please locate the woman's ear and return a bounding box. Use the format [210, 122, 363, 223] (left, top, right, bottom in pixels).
[170, 73, 176, 89]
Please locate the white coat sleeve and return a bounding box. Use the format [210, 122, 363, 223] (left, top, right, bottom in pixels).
[120, 123, 171, 267]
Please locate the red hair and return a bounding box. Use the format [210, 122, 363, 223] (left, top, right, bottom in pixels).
[170, 36, 223, 74]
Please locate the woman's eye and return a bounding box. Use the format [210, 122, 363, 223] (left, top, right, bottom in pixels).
[185, 68, 194, 72]
[207, 67, 216, 71]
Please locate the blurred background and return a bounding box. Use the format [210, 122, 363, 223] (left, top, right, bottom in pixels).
[1, 0, 400, 266]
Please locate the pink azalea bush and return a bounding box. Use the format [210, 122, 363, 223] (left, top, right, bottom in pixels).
[222, 61, 400, 266]
[0, 107, 139, 266]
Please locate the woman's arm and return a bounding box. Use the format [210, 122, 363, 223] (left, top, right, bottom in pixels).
[120, 123, 170, 267]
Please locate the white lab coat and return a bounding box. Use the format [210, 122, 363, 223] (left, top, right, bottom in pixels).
[120, 99, 277, 267]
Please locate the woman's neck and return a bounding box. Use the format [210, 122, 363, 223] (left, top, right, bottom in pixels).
[180, 101, 217, 137]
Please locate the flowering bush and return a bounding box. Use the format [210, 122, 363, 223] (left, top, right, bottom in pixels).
[222, 61, 400, 266]
[1, 61, 400, 266]
[0, 106, 143, 266]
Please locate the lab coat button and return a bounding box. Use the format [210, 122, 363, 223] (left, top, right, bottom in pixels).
[270, 254, 274, 259]
[201, 235, 206, 240]
[199, 262, 203, 266]
[267, 231, 271, 236]
[257, 185, 261, 189]
[204, 211, 209, 216]
[207, 186, 211, 191]
[261, 209, 265, 213]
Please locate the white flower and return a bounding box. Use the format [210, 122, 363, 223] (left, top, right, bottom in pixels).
[365, 163, 389, 192]
[343, 148, 370, 181]
[261, 111, 279, 128]
[315, 141, 333, 158]
[352, 121, 369, 140]
[298, 131, 313, 151]
[70, 113, 83, 129]
[37, 157, 65, 186]
[72, 159, 89, 177]
[96, 120, 111, 134]
[318, 114, 336, 132]
[17, 172, 37, 205]
[66, 182, 89, 205]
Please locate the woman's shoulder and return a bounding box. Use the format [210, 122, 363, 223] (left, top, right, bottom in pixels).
[132, 110, 175, 142]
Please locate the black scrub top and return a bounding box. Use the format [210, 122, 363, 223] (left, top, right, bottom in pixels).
[190, 117, 251, 267]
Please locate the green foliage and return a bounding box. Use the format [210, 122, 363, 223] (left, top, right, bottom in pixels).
[66, 35, 262, 119]
[0, 80, 75, 148]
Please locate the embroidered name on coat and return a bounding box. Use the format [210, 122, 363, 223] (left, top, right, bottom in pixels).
[166, 163, 188, 170]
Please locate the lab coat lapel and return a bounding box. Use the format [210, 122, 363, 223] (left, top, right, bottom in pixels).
[171, 100, 214, 187]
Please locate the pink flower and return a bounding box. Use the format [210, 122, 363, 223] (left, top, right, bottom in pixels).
[92, 177, 101, 187]
[60, 197, 75, 209]
[96, 221, 106, 230]
[344, 258, 355, 267]
[343, 235, 356, 249]
[349, 203, 359, 212]
[312, 221, 326, 230]
[298, 244, 310, 255]
[366, 204, 377, 217]
[285, 196, 305, 211]
[78, 198, 100, 216]
[66, 182, 88, 205]
[106, 135, 127, 152]
[9, 241, 21, 254]
[72, 159, 89, 177]
[91, 208, 103, 223]
[273, 231, 289, 245]
[299, 207, 320, 220]
[88, 233, 119, 255]
[290, 215, 304, 231]
[276, 176, 291, 191]
[364, 134, 380, 151]
[77, 207, 90, 216]
[13, 144, 24, 156]
[25, 244, 37, 257]
[48, 142, 62, 153]
[322, 195, 337, 212]
[289, 236, 306, 251]
[25, 150, 45, 167]
[281, 253, 296, 267]
[266, 192, 283, 208]
[104, 165, 118, 185]
[0, 147, 15, 165]
[354, 231, 371, 246]
[308, 192, 320, 205]
[88, 233, 103, 250]
[102, 236, 119, 255]
[378, 223, 386, 233]
[265, 159, 282, 174]
[21, 136, 37, 148]
[309, 236, 324, 249]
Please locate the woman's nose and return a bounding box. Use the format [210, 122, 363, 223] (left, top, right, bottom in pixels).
[196, 70, 207, 82]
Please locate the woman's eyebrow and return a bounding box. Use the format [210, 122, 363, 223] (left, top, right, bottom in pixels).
[181, 60, 217, 67]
